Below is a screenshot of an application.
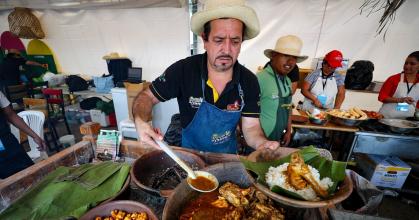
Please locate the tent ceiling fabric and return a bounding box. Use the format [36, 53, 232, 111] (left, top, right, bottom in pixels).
[0, 0, 187, 10]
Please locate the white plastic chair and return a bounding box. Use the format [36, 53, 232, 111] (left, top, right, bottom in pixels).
[10, 110, 46, 160]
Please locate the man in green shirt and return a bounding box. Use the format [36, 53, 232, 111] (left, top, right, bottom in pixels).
[257, 35, 307, 146]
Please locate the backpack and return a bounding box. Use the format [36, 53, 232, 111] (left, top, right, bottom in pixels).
[344, 60, 374, 90]
[80, 97, 102, 110]
[65, 75, 88, 92]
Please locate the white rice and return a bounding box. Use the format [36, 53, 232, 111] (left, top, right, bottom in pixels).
[265, 163, 334, 201]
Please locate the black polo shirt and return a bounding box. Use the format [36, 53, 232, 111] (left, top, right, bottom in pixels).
[150, 53, 260, 128]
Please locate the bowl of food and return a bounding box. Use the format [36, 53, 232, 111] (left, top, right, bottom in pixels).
[307, 110, 328, 125]
[362, 110, 384, 121]
[241, 146, 352, 208]
[163, 162, 286, 219]
[79, 200, 158, 220]
[130, 149, 206, 197]
[327, 107, 368, 127]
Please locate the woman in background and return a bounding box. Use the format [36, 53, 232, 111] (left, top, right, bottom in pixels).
[378, 51, 419, 119]
[301, 50, 346, 111]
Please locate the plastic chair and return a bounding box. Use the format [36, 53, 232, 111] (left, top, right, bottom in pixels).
[42, 88, 72, 140]
[10, 110, 46, 160]
[23, 97, 59, 152]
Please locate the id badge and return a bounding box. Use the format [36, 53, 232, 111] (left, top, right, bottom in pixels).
[317, 94, 327, 107]
[395, 103, 409, 112]
[0, 139, 5, 152]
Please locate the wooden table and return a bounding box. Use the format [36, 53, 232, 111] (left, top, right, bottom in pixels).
[291, 110, 358, 160]
[291, 110, 359, 132]
[292, 121, 359, 132]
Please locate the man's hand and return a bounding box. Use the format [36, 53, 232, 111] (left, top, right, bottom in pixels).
[33, 136, 47, 151]
[134, 118, 163, 149]
[257, 140, 280, 151]
[281, 130, 291, 147]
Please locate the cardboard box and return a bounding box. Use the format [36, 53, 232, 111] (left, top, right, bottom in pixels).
[357, 154, 411, 189]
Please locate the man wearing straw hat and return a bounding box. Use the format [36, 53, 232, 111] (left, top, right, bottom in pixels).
[132, 0, 279, 154]
[258, 35, 308, 146]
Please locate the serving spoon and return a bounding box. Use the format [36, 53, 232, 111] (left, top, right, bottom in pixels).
[155, 139, 219, 192]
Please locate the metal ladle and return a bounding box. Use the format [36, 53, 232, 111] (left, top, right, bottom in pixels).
[155, 140, 219, 192]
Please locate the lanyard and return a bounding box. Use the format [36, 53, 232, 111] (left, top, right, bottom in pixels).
[321, 72, 333, 91]
[405, 74, 418, 95]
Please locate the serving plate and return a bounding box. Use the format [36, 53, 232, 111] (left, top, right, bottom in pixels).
[80, 200, 158, 220]
[243, 148, 353, 208]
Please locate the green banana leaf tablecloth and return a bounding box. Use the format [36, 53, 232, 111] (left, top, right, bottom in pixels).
[0, 161, 130, 220]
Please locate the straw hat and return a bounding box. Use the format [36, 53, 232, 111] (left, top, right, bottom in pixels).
[264, 35, 308, 63]
[191, 0, 260, 40]
[102, 52, 127, 60]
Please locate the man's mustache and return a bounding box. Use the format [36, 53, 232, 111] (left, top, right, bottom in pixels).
[216, 55, 233, 60]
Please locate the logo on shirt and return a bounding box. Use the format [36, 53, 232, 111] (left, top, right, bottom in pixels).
[226, 100, 241, 111]
[189, 96, 203, 108]
[158, 72, 166, 82]
[211, 131, 232, 145]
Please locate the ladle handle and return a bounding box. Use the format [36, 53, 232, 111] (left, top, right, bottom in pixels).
[155, 140, 197, 179]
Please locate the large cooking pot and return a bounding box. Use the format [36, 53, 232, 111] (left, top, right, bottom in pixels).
[130, 149, 206, 197]
[163, 162, 251, 220]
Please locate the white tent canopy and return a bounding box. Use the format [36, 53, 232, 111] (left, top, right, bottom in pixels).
[0, 0, 418, 131]
[1, 0, 418, 81]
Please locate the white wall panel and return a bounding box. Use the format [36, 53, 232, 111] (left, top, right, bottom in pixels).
[0, 7, 190, 81]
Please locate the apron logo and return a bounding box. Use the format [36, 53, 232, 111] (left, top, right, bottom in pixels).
[189, 97, 203, 108]
[211, 131, 232, 145]
[227, 100, 240, 111]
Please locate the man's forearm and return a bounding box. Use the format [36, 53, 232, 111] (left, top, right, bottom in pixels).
[243, 131, 266, 149]
[241, 123, 268, 149]
[132, 93, 152, 123]
[132, 88, 156, 123]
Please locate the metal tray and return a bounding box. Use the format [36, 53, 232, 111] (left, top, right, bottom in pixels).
[379, 119, 419, 133]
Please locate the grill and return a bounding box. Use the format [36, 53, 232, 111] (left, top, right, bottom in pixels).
[345, 121, 419, 161]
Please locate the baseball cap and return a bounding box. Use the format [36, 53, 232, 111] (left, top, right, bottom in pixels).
[324, 50, 343, 68]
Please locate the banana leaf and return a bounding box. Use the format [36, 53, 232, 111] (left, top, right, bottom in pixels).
[240, 146, 347, 200]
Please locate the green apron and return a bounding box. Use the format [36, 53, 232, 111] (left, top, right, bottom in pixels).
[257, 65, 292, 141]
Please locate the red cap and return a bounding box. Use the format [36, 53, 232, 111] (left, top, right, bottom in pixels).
[324, 50, 343, 68]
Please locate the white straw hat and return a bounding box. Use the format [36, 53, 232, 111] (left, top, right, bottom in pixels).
[191, 0, 260, 40]
[264, 35, 308, 63]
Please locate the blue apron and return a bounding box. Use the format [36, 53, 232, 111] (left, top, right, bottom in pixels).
[0, 108, 34, 179]
[181, 79, 244, 154]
